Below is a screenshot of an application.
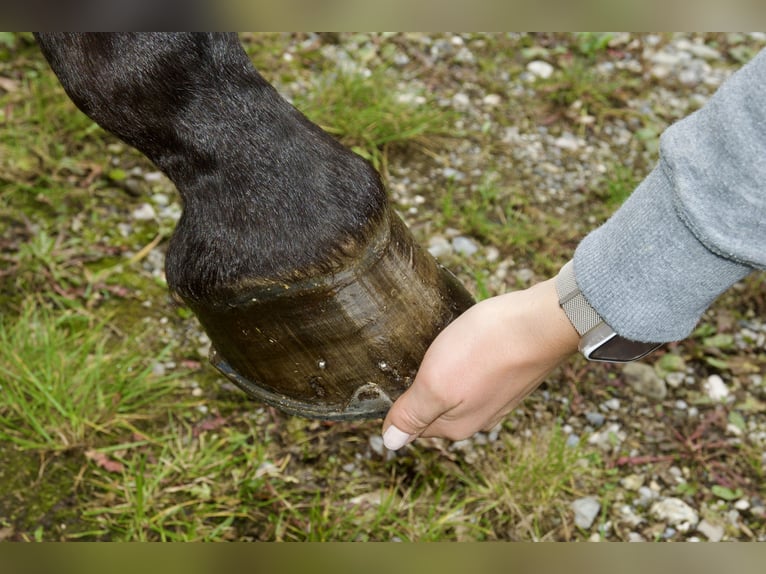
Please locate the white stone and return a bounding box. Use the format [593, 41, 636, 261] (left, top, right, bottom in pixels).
[131, 203, 156, 221]
[603, 398, 621, 410]
[452, 236, 479, 257]
[572, 496, 601, 529]
[666, 372, 686, 388]
[650, 52, 681, 69]
[151, 192, 169, 206]
[621, 474, 645, 491]
[452, 92, 470, 108]
[527, 60, 554, 79]
[427, 236, 452, 258]
[514, 268, 535, 284]
[650, 497, 699, 527]
[618, 504, 644, 527]
[687, 43, 721, 60]
[588, 423, 626, 451]
[704, 374, 729, 401]
[553, 133, 582, 151]
[697, 519, 724, 542]
[636, 486, 658, 507]
[483, 93, 501, 106]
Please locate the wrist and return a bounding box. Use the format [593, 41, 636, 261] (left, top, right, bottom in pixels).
[496, 278, 579, 363]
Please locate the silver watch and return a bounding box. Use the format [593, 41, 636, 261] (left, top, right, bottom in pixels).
[555, 261, 661, 362]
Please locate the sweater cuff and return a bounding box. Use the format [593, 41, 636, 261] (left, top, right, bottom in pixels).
[573, 162, 752, 343]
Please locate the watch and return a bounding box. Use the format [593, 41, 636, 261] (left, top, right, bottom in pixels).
[555, 260, 662, 362]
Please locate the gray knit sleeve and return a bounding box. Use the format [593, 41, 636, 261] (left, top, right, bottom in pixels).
[573, 48, 766, 343]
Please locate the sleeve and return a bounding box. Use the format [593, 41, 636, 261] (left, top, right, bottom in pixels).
[572, 48, 766, 343]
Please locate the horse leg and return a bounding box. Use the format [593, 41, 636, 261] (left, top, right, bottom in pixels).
[35, 33, 474, 419]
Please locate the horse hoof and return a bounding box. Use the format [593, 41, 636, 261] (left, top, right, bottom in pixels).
[184, 210, 475, 420]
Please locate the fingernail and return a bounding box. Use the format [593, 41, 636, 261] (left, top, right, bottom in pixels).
[382, 425, 412, 451]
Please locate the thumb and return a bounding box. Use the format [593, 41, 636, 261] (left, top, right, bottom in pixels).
[381, 382, 448, 451]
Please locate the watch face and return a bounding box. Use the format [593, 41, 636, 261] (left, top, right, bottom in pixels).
[580, 323, 662, 363]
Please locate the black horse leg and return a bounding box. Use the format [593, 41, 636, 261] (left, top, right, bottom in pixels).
[35, 33, 474, 419]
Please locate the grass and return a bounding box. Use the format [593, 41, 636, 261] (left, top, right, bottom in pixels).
[70, 422, 591, 541]
[599, 161, 641, 208]
[295, 66, 458, 173]
[1, 32, 765, 542]
[0, 298, 182, 450]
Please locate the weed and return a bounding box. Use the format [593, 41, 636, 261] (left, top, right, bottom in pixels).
[0, 299, 183, 450]
[575, 33, 614, 59]
[454, 426, 590, 540]
[295, 67, 457, 173]
[598, 162, 640, 208]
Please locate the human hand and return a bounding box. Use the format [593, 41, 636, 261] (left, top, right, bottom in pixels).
[381, 277, 580, 450]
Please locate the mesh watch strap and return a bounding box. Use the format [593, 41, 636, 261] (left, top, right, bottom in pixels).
[555, 260, 603, 336]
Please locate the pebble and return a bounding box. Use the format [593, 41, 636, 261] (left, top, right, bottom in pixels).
[572, 496, 601, 529]
[369, 435, 385, 456]
[585, 411, 606, 428]
[662, 527, 677, 539]
[482, 94, 501, 106]
[526, 60, 554, 79]
[696, 519, 724, 542]
[487, 423, 502, 443]
[617, 504, 644, 527]
[553, 133, 583, 151]
[666, 372, 686, 388]
[514, 268, 535, 284]
[636, 486, 659, 507]
[151, 192, 169, 206]
[131, 203, 156, 221]
[650, 497, 699, 528]
[427, 236, 453, 258]
[452, 93, 470, 108]
[621, 474, 645, 491]
[452, 236, 479, 256]
[622, 362, 667, 400]
[144, 171, 164, 182]
[704, 374, 729, 401]
[588, 423, 626, 451]
[677, 40, 721, 60]
[602, 398, 620, 411]
[750, 503, 766, 519]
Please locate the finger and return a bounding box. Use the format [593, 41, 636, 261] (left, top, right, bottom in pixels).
[381, 381, 452, 451]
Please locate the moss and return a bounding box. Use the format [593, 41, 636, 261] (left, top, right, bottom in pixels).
[0, 445, 93, 540]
